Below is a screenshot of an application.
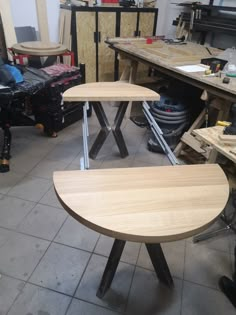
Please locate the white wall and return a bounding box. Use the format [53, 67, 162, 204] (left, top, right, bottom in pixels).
[10, 0, 60, 42]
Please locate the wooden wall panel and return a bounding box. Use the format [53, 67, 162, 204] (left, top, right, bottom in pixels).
[0, 0, 17, 59]
[35, 0, 50, 42]
[137, 12, 156, 80]
[76, 12, 96, 83]
[119, 12, 137, 78]
[139, 12, 155, 37]
[120, 12, 137, 37]
[98, 12, 116, 82]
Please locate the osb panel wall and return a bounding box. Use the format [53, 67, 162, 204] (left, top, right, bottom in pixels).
[137, 12, 156, 78]
[120, 12, 137, 37]
[76, 12, 96, 83]
[119, 12, 138, 78]
[139, 12, 155, 37]
[98, 12, 116, 82]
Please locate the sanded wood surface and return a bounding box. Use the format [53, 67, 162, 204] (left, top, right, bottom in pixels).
[98, 12, 116, 81]
[35, 0, 50, 42]
[76, 11, 96, 82]
[0, 0, 17, 57]
[54, 164, 229, 243]
[63, 82, 160, 102]
[12, 41, 67, 56]
[107, 38, 236, 100]
[193, 126, 236, 163]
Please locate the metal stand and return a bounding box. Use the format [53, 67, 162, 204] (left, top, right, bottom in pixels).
[89, 101, 129, 159]
[142, 101, 179, 166]
[97, 239, 174, 298]
[193, 207, 236, 243]
[80, 101, 90, 170]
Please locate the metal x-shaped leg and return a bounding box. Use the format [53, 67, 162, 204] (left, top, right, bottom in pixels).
[89, 101, 129, 159]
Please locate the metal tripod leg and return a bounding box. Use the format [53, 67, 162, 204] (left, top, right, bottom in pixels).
[193, 208, 236, 243]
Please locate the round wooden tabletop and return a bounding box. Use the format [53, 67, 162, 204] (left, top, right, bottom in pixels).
[53, 164, 229, 243]
[12, 41, 67, 56]
[63, 82, 160, 102]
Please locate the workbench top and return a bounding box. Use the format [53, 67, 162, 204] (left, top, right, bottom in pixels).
[106, 37, 236, 101]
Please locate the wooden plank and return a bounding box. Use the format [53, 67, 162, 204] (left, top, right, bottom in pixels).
[193, 126, 236, 164]
[76, 11, 96, 82]
[0, 0, 17, 52]
[63, 82, 160, 102]
[181, 132, 206, 153]
[98, 12, 116, 82]
[35, 0, 50, 42]
[219, 135, 236, 145]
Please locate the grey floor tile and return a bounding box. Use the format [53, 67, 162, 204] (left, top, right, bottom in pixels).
[100, 155, 134, 169]
[39, 186, 64, 209]
[30, 242, 90, 295]
[67, 299, 121, 315]
[135, 142, 165, 166]
[45, 143, 81, 164]
[228, 233, 236, 254]
[126, 267, 182, 315]
[184, 241, 232, 289]
[21, 141, 57, 159]
[10, 154, 42, 175]
[17, 204, 67, 240]
[0, 171, 24, 194]
[0, 275, 25, 315]
[182, 280, 236, 315]
[131, 159, 157, 167]
[0, 195, 35, 229]
[137, 241, 185, 279]
[0, 232, 50, 280]
[75, 254, 134, 312]
[7, 283, 71, 315]
[8, 175, 52, 202]
[0, 227, 13, 247]
[95, 235, 141, 265]
[54, 216, 99, 252]
[69, 155, 104, 170]
[29, 159, 69, 180]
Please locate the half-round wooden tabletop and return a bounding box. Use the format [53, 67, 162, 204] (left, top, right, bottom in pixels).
[63, 82, 160, 102]
[53, 164, 229, 243]
[12, 41, 67, 56]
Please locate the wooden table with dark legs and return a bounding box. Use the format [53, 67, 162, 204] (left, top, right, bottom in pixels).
[89, 101, 129, 159]
[63, 82, 160, 162]
[53, 164, 229, 299]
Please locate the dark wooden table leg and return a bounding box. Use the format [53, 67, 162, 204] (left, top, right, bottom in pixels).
[97, 239, 126, 298]
[89, 102, 111, 159]
[145, 243, 174, 287]
[112, 101, 129, 158]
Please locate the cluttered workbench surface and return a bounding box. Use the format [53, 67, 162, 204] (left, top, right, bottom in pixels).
[106, 37, 236, 102]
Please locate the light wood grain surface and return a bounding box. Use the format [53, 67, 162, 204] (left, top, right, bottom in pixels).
[107, 38, 236, 100]
[63, 82, 160, 102]
[53, 164, 229, 243]
[193, 126, 236, 163]
[12, 42, 67, 56]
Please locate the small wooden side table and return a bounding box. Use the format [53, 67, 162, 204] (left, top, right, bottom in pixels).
[54, 164, 229, 298]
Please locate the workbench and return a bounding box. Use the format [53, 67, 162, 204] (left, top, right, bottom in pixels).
[106, 37, 236, 156]
[193, 126, 236, 164]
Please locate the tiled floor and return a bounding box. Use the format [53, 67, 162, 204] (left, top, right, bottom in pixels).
[0, 107, 235, 315]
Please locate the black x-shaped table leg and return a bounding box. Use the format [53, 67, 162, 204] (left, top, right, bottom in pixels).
[89, 101, 129, 159]
[96, 239, 174, 299]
